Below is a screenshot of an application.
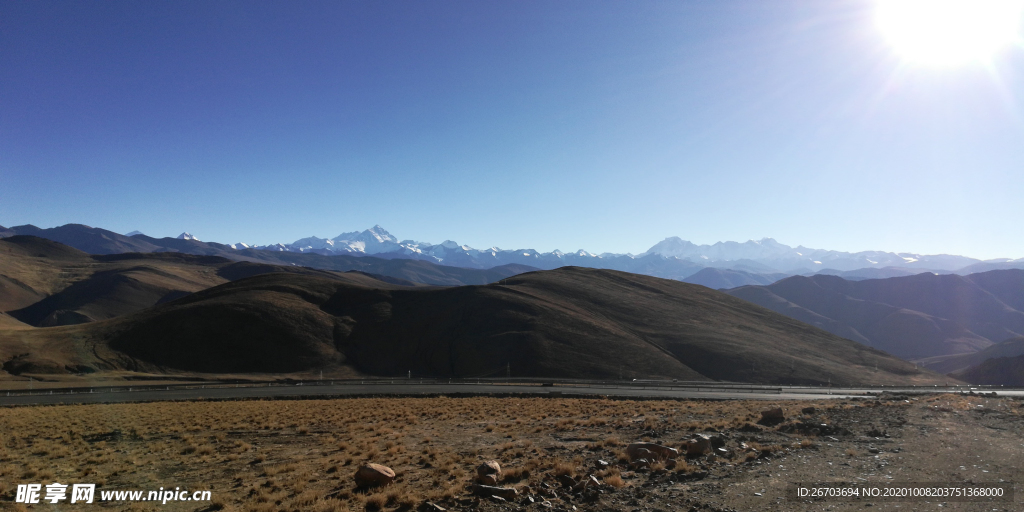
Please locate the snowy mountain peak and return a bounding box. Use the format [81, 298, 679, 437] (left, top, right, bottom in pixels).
[125, 230, 144, 237]
[246, 225, 995, 275]
[365, 225, 398, 243]
[177, 232, 199, 241]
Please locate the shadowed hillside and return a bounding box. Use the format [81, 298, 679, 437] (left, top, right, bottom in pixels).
[727, 271, 1024, 360]
[1, 267, 949, 385]
[918, 336, 1024, 374]
[952, 355, 1024, 386]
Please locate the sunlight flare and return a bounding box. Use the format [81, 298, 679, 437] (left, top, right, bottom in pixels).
[876, 0, 1024, 66]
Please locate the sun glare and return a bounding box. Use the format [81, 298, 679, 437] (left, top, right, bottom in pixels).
[877, 0, 1024, 66]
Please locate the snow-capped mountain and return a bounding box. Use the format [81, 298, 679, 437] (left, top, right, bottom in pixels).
[642, 236, 980, 272]
[241, 225, 991, 279]
[249, 226, 701, 278]
[6, 221, 1020, 283]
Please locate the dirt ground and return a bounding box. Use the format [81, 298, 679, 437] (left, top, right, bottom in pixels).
[0, 393, 1021, 512]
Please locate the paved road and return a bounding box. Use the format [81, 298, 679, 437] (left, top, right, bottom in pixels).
[0, 382, 941, 406]
[4, 381, 1021, 407]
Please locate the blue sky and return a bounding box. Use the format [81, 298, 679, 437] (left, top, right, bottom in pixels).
[2, 1, 1023, 259]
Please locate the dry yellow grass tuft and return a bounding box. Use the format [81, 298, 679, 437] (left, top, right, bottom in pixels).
[0, 396, 867, 511]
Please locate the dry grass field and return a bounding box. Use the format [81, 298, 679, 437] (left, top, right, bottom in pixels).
[1, 394, 1022, 511]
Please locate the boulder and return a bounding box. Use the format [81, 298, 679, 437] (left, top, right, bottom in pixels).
[758, 407, 786, 426]
[684, 435, 712, 457]
[632, 447, 652, 460]
[626, 442, 678, 461]
[353, 463, 395, 488]
[801, 406, 816, 415]
[478, 474, 498, 486]
[477, 460, 501, 480]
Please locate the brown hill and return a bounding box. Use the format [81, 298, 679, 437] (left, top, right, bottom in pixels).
[0, 236, 97, 310]
[0, 312, 31, 330]
[1, 267, 949, 385]
[727, 271, 1024, 360]
[0, 236, 414, 328]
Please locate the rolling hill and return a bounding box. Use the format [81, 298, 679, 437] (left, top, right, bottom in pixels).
[951, 355, 1024, 386]
[0, 266, 948, 385]
[917, 336, 1024, 374]
[1, 236, 537, 329]
[727, 271, 1024, 360]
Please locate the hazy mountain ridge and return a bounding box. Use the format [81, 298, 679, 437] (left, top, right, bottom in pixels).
[4, 223, 1023, 283]
[645, 236, 992, 272]
[917, 336, 1024, 374]
[278, 227, 1021, 275]
[726, 270, 1024, 360]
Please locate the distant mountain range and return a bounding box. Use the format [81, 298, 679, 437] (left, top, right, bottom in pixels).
[0, 237, 946, 385]
[4, 230, 1022, 385]
[3, 223, 1022, 284]
[237, 226, 1024, 275]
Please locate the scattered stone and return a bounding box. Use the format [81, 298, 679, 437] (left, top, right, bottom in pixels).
[801, 406, 817, 415]
[422, 502, 446, 511]
[353, 463, 395, 488]
[596, 459, 610, 468]
[709, 434, 727, 449]
[557, 474, 578, 488]
[473, 484, 517, 500]
[626, 442, 679, 461]
[778, 422, 851, 436]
